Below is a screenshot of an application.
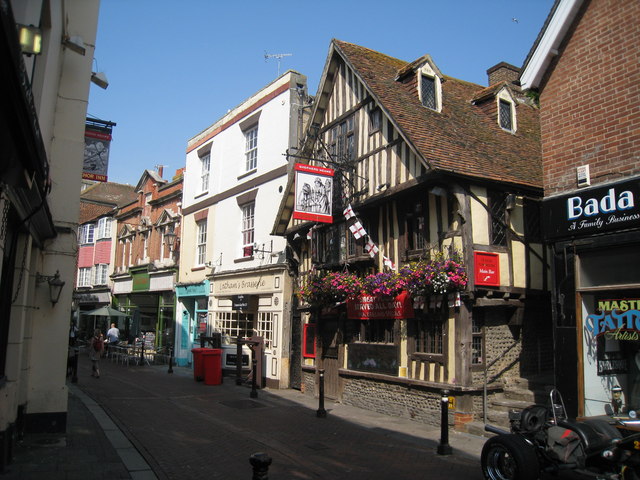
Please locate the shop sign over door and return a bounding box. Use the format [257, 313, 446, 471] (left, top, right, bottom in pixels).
[542, 177, 640, 240]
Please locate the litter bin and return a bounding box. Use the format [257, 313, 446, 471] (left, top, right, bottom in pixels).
[202, 348, 222, 386]
[191, 347, 208, 381]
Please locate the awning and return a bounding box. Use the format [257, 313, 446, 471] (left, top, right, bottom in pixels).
[347, 291, 414, 320]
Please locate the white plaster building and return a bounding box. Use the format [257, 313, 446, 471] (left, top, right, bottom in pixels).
[0, 0, 101, 468]
[177, 71, 310, 388]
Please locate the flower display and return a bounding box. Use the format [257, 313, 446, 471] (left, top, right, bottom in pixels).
[296, 251, 468, 307]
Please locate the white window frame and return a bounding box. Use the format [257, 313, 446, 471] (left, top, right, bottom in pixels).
[200, 153, 210, 193]
[80, 223, 95, 244]
[244, 125, 258, 172]
[241, 203, 255, 257]
[196, 219, 207, 265]
[78, 267, 92, 287]
[96, 217, 111, 239]
[94, 264, 108, 285]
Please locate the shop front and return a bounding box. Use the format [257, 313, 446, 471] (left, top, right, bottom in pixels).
[210, 266, 291, 388]
[544, 176, 640, 417]
[175, 280, 210, 367]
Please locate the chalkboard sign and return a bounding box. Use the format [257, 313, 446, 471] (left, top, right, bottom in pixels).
[347, 343, 398, 375]
[143, 332, 155, 350]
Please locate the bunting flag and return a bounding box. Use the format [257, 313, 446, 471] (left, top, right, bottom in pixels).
[343, 204, 356, 220]
[349, 221, 367, 240]
[383, 256, 395, 270]
[365, 239, 379, 257]
[306, 227, 314, 240]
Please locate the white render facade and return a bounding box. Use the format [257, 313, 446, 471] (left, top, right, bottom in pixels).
[177, 71, 309, 387]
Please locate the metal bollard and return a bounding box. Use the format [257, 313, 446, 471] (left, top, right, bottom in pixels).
[250, 356, 258, 398]
[437, 389, 453, 455]
[316, 368, 327, 418]
[249, 452, 271, 480]
[139, 341, 144, 366]
[168, 346, 174, 374]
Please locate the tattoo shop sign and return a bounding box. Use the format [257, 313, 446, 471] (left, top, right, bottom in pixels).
[542, 178, 640, 240]
[293, 163, 334, 224]
[585, 298, 640, 341]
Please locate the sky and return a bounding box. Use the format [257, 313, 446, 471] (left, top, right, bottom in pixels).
[88, 0, 555, 186]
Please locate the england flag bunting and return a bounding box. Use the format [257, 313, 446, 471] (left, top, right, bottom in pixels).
[306, 226, 314, 240]
[364, 239, 379, 257]
[383, 256, 395, 269]
[348, 221, 366, 240]
[343, 204, 356, 220]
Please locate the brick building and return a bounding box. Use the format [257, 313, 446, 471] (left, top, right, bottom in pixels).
[520, 0, 640, 416]
[111, 167, 183, 348]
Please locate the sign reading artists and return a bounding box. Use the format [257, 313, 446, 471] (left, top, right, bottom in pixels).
[293, 163, 334, 224]
[542, 178, 640, 240]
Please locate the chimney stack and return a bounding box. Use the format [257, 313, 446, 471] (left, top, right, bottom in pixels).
[487, 62, 520, 86]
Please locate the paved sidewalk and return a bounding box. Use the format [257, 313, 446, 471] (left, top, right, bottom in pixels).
[3, 356, 488, 479]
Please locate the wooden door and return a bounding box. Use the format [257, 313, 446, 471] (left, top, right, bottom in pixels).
[319, 317, 341, 399]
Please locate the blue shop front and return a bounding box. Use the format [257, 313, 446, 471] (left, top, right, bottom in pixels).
[175, 281, 210, 367]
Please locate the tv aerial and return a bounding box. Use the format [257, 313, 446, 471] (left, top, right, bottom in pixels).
[264, 51, 292, 76]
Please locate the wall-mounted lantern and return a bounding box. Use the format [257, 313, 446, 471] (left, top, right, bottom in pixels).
[36, 270, 66, 305]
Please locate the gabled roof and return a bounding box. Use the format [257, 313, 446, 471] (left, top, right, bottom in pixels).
[333, 40, 541, 189]
[519, 0, 583, 90]
[135, 169, 166, 193]
[79, 203, 114, 224]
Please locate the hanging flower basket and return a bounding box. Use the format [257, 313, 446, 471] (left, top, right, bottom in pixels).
[297, 251, 468, 308]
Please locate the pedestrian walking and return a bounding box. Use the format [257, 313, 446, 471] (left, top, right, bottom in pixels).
[90, 329, 104, 378]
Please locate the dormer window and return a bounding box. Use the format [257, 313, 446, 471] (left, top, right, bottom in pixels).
[497, 89, 517, 133]
[417, 63, 442, 112]
[421, 75, 436, 110]
[499, 99, 513, 131]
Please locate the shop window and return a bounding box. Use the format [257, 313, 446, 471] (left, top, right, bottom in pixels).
[354, 319, 396, 344]
[415, 317, 443, 354]
[215, 311, 254, 340]
[303, 323, 316, 358]
[578, 245, 640, 288]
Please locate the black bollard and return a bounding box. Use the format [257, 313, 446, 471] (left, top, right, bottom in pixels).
[71, 348, 78, 384]
[250, 355, 258, 398]
[316, 368, 327, 418]
[168, 346, 174, 374]
[249, 452, 271, 480]
[139, 341, 144, 366]
[236, 340, 243, 385]
[437, 389, 453, 455]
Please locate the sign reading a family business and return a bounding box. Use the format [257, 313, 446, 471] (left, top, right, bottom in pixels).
[293, 163, 334, 224]
[474, 251, 500, 287]
[542, 178, 640, 240]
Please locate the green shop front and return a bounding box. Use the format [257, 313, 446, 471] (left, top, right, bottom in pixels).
[112, 266, 176, 349]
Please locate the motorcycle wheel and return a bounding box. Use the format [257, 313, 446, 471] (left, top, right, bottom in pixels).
[481, 434, 540, 480]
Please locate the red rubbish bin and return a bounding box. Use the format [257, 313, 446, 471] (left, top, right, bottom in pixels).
[191, 348, 208, 381]
[202, 349, 222, 386]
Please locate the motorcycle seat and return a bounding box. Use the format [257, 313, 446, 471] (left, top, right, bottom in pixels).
[558, 419, 621, 455]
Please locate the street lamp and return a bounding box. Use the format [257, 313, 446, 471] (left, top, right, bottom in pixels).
[36, 270, 66, 305]
[164, 230, 177, 252]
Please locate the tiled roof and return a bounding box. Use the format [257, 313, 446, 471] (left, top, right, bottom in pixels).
[79, 203, 113, 224]
[334, 40, 542, 189]
[80, 182, 137, 207]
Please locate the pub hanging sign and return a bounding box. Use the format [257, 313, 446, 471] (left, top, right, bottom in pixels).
[542, 177, 640, 240]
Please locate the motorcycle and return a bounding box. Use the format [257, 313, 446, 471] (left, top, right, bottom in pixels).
[481, 389, 640, 479]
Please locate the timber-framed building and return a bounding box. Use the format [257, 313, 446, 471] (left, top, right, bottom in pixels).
[273, 40, 550, 428]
